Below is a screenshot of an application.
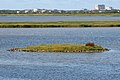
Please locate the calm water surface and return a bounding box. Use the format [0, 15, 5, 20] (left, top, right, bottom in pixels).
[0, 16, 120, 22]
[0, 28, 120, 80]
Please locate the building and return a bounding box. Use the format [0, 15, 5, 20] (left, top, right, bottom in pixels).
[33, 9, 38, 12]
[106, 7, 113, 10]
[41, 9, 46, 13]
[16, 11, 20, 14]
[24, 9, 30, 13]
[95, 4, 105, 10]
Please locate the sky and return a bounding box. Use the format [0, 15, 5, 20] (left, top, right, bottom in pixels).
[0, 0, 120, 10]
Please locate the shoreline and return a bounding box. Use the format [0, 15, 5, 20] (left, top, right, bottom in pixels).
[0, 21, 120, 28]
[0, 13, 120, 16]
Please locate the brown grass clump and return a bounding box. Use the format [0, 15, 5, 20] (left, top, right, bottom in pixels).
[85, 43, 95, 47]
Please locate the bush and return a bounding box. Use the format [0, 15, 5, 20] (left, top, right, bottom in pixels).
[85, 43, 95, 47]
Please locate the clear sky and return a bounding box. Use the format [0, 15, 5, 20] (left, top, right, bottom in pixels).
[0, 0, 120, 10]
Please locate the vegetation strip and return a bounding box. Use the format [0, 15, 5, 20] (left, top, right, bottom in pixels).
[0, 21, 120, 28]
[8, 43, 109, 53]
[0, 13, 120, 16]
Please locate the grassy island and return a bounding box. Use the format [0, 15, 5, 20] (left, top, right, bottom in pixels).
[0, 21, 120, 28]
[8, 43, 109, 53]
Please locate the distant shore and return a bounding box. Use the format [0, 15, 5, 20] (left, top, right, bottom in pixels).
[0, 13, 120, 16]
[0, 21, 120, 28]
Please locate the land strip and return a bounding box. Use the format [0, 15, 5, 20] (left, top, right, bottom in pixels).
[0, 21, 120, 28]
[0, 13, 120, 16]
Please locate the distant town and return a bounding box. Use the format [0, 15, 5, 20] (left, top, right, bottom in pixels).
[0, 4, 120, 14]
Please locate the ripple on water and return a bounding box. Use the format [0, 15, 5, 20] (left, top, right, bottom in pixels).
[0, 28, 120, 80]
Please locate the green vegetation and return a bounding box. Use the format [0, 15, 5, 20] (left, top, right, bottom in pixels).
[0, 13, 120, 16]
[0, 21, 120, 28]
[8, 43, 109, 53]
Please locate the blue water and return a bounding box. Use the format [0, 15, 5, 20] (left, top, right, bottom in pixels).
[0, 16, 120, 22]
[0, 28, 120, 80]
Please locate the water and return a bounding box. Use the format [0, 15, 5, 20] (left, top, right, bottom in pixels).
[0, 28, 120, 80]
[0, 16, 120, 22]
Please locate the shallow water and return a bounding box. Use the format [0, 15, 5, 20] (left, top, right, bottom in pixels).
[0, 28, 120, 80]
[0, 16, 120, 22]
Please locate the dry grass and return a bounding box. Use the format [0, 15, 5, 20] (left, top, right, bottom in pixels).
[16, 44, 107, 53]
[0, 21, 120, 28]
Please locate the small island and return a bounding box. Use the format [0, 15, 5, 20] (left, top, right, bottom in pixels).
[8, 43, 109, 53]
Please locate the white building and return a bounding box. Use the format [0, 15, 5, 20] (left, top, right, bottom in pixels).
[95, 4, 105, 10]
[33, 9, 38, 12]
[106, 7, 113, 10]
[17, 11, 20, 14]
[25, 10, 29, 13]
[41, 9, 46, 13]
[24, 9, 30, 13]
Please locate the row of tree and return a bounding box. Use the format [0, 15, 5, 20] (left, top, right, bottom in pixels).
[0, 9, 120, 14]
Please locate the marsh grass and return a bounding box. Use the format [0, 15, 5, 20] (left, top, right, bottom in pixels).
[15, 44, 108, 53]
[0, 21, 120, 28]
